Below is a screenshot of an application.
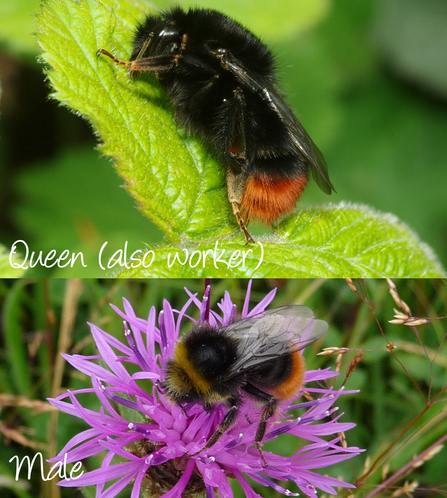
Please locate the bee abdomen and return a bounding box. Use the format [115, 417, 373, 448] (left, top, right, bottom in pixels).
[251, 351, 306, 400]
[241, 171, 309, 225]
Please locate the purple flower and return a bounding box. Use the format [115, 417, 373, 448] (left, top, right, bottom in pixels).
[49, 282, 362, 497]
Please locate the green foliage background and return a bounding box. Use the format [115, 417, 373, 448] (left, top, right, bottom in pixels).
[1, 0, 447, 276]
[0, 279, 446, 497]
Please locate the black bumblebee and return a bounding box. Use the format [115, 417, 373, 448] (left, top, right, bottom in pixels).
[99, 7, 334, 242]
[162, 305, 328, 461]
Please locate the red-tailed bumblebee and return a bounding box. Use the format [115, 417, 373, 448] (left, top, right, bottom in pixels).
[162, 305, 328, 461]
[99, 7, 335, 242]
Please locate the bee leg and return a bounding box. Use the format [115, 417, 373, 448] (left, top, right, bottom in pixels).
[227, 169, 254, 244]
[133, 37, 152, 61]
[97, 49, 133, 67]
[255, 399, 277, 441]
[193, 397, 239, 455]
[242, 382, 278, 467]
[98, 49, 175, 73]
[235, 210, 254, 245]
[225, 87, 254, 244]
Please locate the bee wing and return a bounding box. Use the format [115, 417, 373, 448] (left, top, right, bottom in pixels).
[221, 53, 335, 194]
[221, 305, 328, 379]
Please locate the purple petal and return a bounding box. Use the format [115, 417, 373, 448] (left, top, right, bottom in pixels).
[248, 287, 276, 316]
[58, 461, 139, 487]
[242, 280, 253, 317]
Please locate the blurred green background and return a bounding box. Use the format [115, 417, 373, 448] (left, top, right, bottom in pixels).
[0, 278, 446, 497]
[1, 0, 447, 277]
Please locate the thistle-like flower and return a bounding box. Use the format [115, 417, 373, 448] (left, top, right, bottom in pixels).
[49, 282, 362, 497]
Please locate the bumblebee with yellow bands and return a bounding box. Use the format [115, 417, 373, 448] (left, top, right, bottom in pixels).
[161, 306, 328, 464]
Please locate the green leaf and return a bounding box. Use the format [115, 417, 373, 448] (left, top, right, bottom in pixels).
[35, 0, 445, 277]
[36, 0, 234, 244]
[118, 203, 445, 277]
[0, 245, 26, 277]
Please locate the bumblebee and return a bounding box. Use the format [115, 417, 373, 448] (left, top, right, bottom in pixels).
[162, 305, 328, 459]
[98, 7, 335, 243]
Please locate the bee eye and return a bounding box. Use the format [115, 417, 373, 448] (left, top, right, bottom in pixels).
[162, 27, 178, 38]
[147, 23, 180, 55]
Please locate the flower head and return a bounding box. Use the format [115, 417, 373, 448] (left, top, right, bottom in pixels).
[49, 282, 362, 497]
